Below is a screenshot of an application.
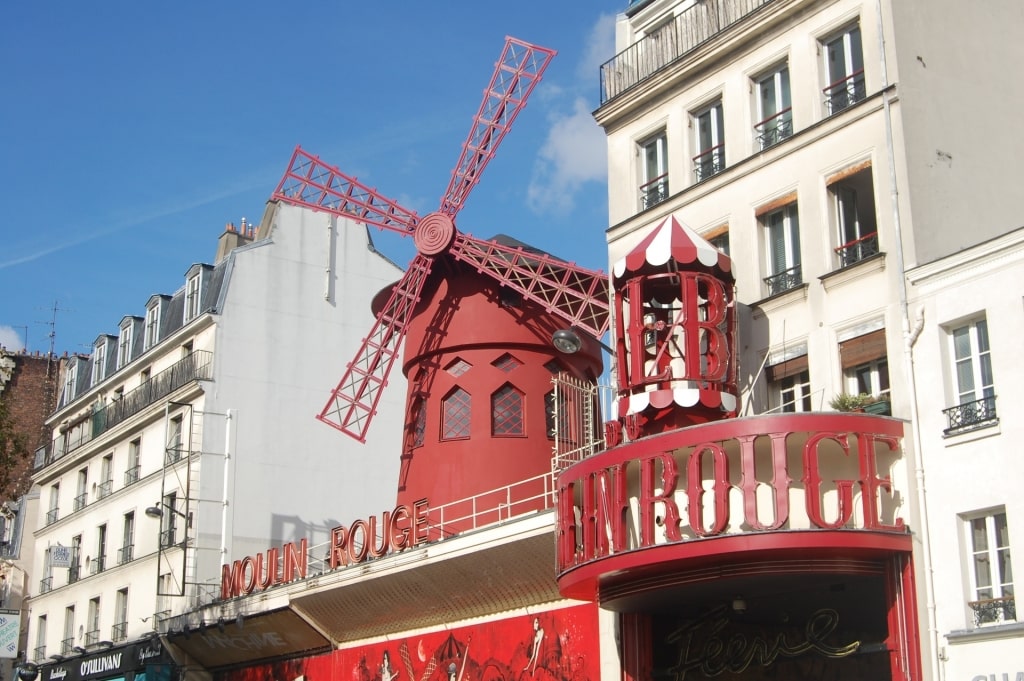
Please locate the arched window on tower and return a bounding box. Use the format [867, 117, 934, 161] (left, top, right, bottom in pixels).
[492, 383, 525, 436]
[442, 388, 472, 440]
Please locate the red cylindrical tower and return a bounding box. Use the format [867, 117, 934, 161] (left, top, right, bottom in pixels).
[386, 256, 602, 532]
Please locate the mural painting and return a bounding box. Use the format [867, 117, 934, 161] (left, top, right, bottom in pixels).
[217, 605, 599, 681]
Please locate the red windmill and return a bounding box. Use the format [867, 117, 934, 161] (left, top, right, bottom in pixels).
[271, 37, 610, 518]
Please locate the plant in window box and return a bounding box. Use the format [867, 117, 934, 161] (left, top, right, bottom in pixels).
[828, 392, 872, 412]
[863, 396, 892, 415]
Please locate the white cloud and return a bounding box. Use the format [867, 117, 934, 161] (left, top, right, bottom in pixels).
[577, 13, 618, 83]
[0, 325, 25, 352]
[526, 98, 608, 215]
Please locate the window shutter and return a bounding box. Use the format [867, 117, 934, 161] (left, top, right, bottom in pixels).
[839, 329, 887, 369]
[767, 354, 808, 381]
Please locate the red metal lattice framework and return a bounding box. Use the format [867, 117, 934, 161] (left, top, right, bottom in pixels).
[271, 37, 611, 442]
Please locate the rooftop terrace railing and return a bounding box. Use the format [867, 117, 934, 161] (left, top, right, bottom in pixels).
[601, 0, 776, 105]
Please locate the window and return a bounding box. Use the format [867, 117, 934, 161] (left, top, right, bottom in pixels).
[160, 492, 178, 547]
[491, 384, 525, 436]
[33, 615, 46, 662]
[61, 360, 78, 407]
[119, 512, 135, 564]
[93, 523, 107, 574]
[944, 319, 997, 433]
[441, 388, 472, 440]
[768, 355, 811, 412]
[46, 483, 59, 526]
[144, 302, 160, 350]
[126, 438, 141, 485]
[445, 357, 471, 377]
[709, 232, 730, 256]
[185, 273, 201, 321]
[830, 165, 878, 267]
[91, 339, 107, 385]
[693, 101, 725, 182]
[762, 203, 802, 296]
[117, 321, 133, 369]
[74, 468, 88, 512]
[965, 510, 1015, 625]
[823, 25, 865, 114]
[62, 606, 75, 655]
[754, 65, 792, 149]
[840, 329, 890, 413]
[86, 597, 100, 646]
[113, 588, 128, 641]
[167, 415, 183, 463]
[639, 131, 669, 209]
[408, 398, 427, 450]
[98, 454, 113, 498]
[69, 535, 82, 584]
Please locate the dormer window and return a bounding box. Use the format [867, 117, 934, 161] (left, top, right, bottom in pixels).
[92, 340, 107, 386]
[144, 302, 160, 350]
[185, 274, 201, 322]
[62, 361, 78, 407]
[117, 322, 133, 369]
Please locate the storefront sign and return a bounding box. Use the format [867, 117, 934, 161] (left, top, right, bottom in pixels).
[39, 642, 166, 681]
[971, 675, 1024, 681]
[0, 609, 19, 658]
[556, 417, 905, 572]
[220, 499, 430, 600]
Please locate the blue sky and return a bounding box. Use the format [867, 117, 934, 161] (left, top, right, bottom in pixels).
[0, 2, 625, 355]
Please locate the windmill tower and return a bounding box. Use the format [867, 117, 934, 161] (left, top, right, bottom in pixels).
[271, 38, 610, 525]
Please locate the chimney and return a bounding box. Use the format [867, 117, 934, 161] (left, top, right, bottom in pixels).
[215, 218, 256, 263]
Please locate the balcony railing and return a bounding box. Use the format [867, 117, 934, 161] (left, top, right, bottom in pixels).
[160, 529, 178, 548]
[125, 465, 140, 486]
[73, 493, 88, 512]
[32, 645, 46, 663]
[45, 508, 59, 526]
[90, 556, 106, 575]
[693, 144, 725, 182]
[97, 479, 113, 499]
[39, 577, 52, 594]
[969, 596, 1016, 626]
[84, 629, 100, 646]
[60, 638, 74, 655]
[118, 544, 134, 565]
[754, 108, 793, 150]
[943, 395, 998, 434]
[36, 351, 213, 470]
[824, 69, 867, 115]
[639, 173, 669, 210]
[763, 264, 803, 296]
[601, 0, 777, 104]
[111, 621, 127, 642]
[835, 231, 879, 268]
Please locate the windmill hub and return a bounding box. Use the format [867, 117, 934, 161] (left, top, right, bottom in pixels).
[413, 212, 456, 256]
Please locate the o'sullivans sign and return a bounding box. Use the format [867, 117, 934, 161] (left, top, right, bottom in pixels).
[221, 500, 430, 599]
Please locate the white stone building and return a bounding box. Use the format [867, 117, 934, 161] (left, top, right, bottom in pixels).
[596, 0, 1023, 678]
[25, 204, 406, 674]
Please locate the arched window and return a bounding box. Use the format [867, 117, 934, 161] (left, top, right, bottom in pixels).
[442, 388, 472, 440]
[491, 384, 525, 436]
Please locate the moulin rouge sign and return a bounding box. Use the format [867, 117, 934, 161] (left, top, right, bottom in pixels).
[556, 414, 907, 574]
[220, 499, 429, 599]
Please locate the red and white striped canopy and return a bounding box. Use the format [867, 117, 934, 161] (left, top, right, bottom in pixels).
[613, 215, 732, 282]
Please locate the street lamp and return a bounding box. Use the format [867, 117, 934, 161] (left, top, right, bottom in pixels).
[551, 328, 614, 355]
[144, 502, 192, 527]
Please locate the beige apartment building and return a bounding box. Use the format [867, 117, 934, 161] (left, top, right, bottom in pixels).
[595, 0, 1023, 678]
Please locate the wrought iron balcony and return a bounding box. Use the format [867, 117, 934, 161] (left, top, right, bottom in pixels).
[39, 577, 52, 594]
[118, 544, 134, 565]
[763, 264, 803, 296]
[32, 645, 46, 663]
[754, 108, 793, 150]
[111, 621, 127, 642]
[73, 493, 87, 512]
[45, 508, 59, 526]
[601, 0, 777, 104]
[124, 465, 140, 486]
[693, 144, 725, 182]
[97, 479, 113, 499]
[969, 596, 1015, 626]
[835, 231, 879, 268]
[90, 556, 106, 575]
[824, 70, 867, 115]
[943, 395, 998, 434]
[84, 629, 100, 646]
[160, 529, 177, 548]
[639, 174, 669, 209]
[60, 638, 73, 655]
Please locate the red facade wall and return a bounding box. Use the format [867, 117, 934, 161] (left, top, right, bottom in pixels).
[0, 351, 60, 500]
[218, 605, 601, 681]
